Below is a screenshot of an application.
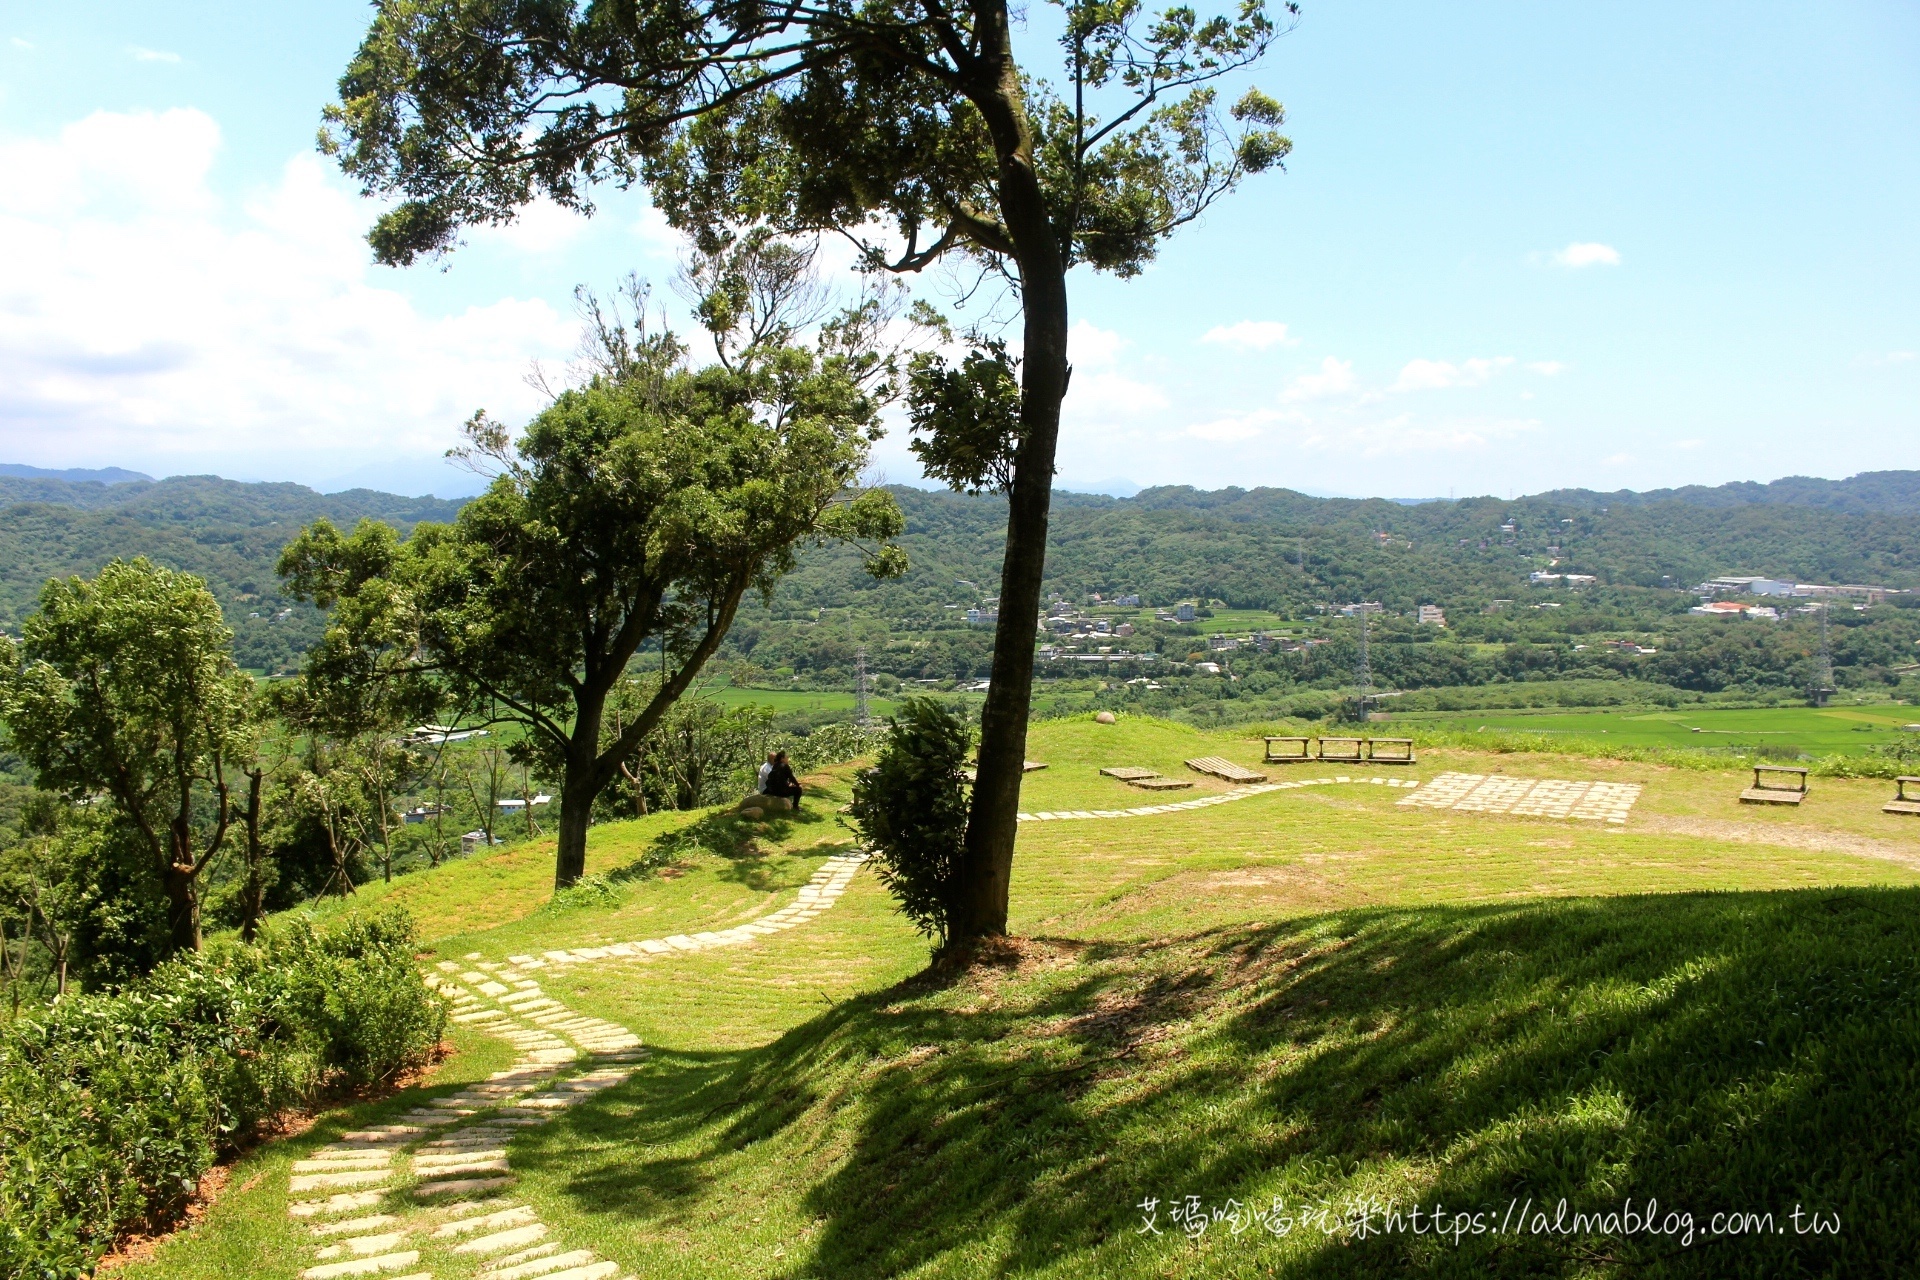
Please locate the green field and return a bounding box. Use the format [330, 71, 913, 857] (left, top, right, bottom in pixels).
[121, 717, 1920, 1279]
[708, 684, 901, 716]
[1381, 703, 1920, 757]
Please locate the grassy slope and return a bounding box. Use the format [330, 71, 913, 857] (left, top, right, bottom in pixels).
[124, 721, 1920, 1278]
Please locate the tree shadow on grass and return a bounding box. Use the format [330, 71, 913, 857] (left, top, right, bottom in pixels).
[510, 888, 1920, 1279]
[616, 802, 860, 894]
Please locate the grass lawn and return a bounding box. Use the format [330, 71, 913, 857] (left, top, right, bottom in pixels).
[708, 685, 903, 717]
[124, 716, 1920, 1278]
[1381, 703, 1920, 757]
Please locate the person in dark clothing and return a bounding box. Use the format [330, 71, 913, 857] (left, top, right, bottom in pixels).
[761, 751, 803, 810]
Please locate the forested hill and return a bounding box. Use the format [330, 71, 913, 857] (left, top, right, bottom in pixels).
[1535, 469, 1920, 516]
[766, 477, 1920, 620]
[2, 466, 1918, 672]
[0, 475, 462, 671]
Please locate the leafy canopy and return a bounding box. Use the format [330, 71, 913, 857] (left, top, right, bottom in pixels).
[0, 558, 255, 951]
[280, 314, 905, 883]
[324, 0, 1293, 278]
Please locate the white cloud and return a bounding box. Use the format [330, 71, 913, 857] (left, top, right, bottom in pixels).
[0, 109, 575, 481]
[1855, 349, 1916, 367]
[1290, 414, 1541, 458]
[1067, 371, 1168, 418]
[1283, 356, 1355, 401]
[11, 37, 33, 50]
[1069, 319, 1128, 368]
[1526, 360, 1567, 376]
[127, 45, 181, 63]
[1184, 409, 1284, 443]
[1200, 320, 1296, 350]
[630, 201, 683, 256]
[1603, 452, 1634, 465]
[1392, 356, 1513, 392]
[1548, 241, 1621, 268]
[469, 197, 591, 254]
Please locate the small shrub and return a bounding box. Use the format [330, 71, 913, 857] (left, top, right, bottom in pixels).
[271, 907, 450, 1087]
[848, 698, 971, 947]
[544, 873, 623, 912]
[0, 906, 446, 1278]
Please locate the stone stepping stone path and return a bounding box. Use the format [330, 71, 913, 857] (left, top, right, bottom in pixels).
[1019, 775, 1421, 822]
[502, 852, 867, 972]
[1396, 771, 1641, 823]
[286, 965, 647, 1280]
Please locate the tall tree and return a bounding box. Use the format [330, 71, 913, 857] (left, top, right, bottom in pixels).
[0, 559, 253, 953]
[325, 0, 1292, 938]
[279, 316, 904, 888]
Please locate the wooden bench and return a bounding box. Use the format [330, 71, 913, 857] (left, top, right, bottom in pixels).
[1264, 736, 1312, 763]
[1316, 737, 1365, 763]
[1185, 756, 1269, 784]
[1100, 766, 1160, 780]
[1886, 776, 1920, 817]
[1365, 737, 1416, 764]
[1740, 765, 1808, 806]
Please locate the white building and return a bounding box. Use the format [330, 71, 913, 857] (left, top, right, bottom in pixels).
[1417, 605, 1446, 626]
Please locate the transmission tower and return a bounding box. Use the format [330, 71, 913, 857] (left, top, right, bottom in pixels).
[1354, 607, 1375, 718]
[853, 646, 872, 725]
[1811, 604, 1836, 707]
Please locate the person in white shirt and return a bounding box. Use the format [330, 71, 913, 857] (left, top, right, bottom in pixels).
[757, 752, 776, 794]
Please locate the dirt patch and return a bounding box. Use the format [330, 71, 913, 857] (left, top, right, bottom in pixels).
[1634, 815, 1920, 872]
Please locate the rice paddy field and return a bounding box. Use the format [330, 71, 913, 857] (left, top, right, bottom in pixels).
[123, 716, 1920, 1280]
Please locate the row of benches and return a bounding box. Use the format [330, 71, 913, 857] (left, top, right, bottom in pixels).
[1739, 764, 1920, 816]
[1262, 736, 1417, 765]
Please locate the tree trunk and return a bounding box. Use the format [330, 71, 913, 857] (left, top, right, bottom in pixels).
[240, 769, 266, 942]
[553, 690, 607, 887]
[553, 762, 596, 887]
[954, 119, 1071, 939]
[162, 860, 201, 953]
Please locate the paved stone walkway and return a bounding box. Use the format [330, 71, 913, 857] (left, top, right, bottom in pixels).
[503, 851, 868, 972]
[1396, 771, 1642, 822]
[286, 962, 645, 1280]
[1017, 775, 1423, 823]
[279, 851, 878, 1277]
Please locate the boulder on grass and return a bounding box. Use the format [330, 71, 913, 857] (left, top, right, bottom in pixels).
[739, 794, 791, 813]
[1094, 711, 1117, 725]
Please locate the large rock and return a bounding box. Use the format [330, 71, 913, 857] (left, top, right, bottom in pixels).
[739, 794, 792, 813]
[1094, 711, 1117, 725]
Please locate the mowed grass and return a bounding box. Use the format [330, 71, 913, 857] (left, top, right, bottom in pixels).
[1383, 703, 1920, 756]
[126, 716, 1920, 1278]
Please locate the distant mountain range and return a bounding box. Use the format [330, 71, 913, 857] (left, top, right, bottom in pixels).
[0, 463, 153, 485]
[1, 466, 1916, 675]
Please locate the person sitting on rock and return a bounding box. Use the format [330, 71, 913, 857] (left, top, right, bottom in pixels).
[762, 751, 803, 811]
[757, 750, 777, 795]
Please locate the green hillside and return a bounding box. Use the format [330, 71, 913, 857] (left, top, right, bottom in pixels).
[113, 719, 1920, 1278]
[0, 475, 462, 672]
[3, 468, 1918, 709]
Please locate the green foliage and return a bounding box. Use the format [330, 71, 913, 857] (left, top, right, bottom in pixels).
[324, 0, 1288, 278]
[280, 309, 905, 886]
[0, 558, 257, 954]
[849, 698, 973, 946]
[907, 339, 1025, 495]
[0, 906, 444, 1279]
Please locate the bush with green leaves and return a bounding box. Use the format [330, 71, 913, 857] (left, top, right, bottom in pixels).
[0, 905, 445, 1278]
[848, 698, 972, 947]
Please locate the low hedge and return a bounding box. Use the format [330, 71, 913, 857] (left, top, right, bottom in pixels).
[0, 907, 446, 1279]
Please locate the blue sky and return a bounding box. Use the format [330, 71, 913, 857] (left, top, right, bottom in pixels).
[1, 2, 1915, 499]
